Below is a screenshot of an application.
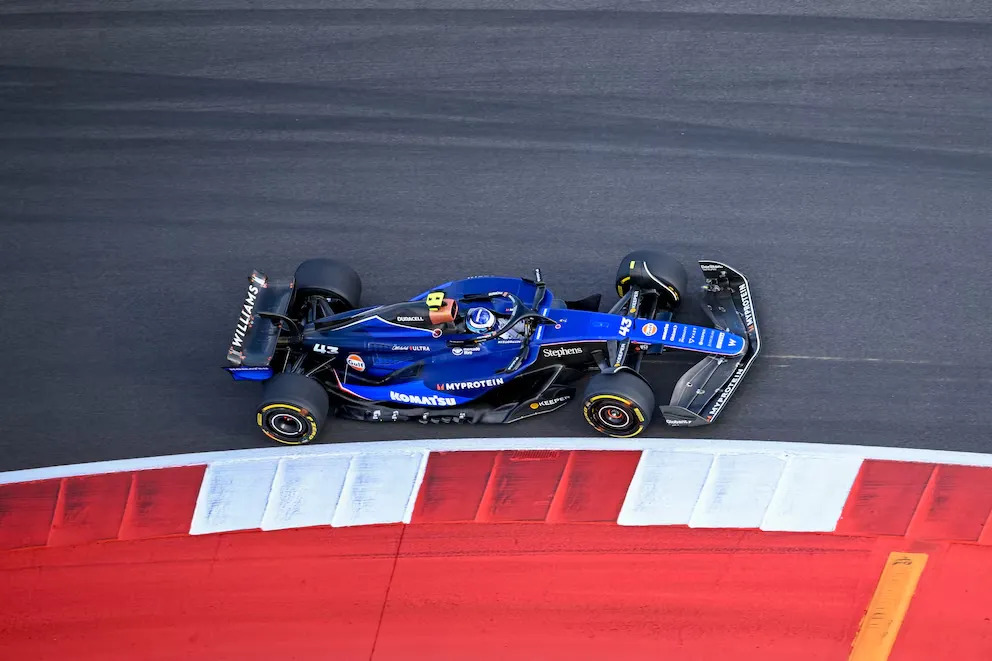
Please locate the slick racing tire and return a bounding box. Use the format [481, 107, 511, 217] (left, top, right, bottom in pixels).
[615, 249, 688, 310]
[292, 258, 362, 313]
[257, 373, 329, 445]
[581, 371, 655, 438]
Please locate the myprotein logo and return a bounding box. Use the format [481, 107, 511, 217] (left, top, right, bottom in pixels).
[389, 391, 456, 407]
[230, 275, 265, 350]
[706, 366, 746, 419]
[541, 346, 584, 359]
[740, 281, 755, 330]
[436, 377, 504, 391]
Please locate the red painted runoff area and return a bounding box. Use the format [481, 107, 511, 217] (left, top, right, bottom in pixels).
[0, 526, 403, 661]
[7, 523, 987, 661]
[892, 542, 992, 660]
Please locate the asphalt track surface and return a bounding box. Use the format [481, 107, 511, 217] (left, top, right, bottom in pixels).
[1, 2, 990, 471]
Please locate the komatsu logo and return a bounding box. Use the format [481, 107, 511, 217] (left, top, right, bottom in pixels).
[436, 377, 504, 391]
[389, 392, 456, 407]
[542, 346, 583, 359]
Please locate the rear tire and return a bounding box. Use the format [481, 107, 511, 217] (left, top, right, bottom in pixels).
[257, 373, 329, 445]
[581, 371, 655, 438]
[615, 250, 688, 310]
[293, 258, 362, 313]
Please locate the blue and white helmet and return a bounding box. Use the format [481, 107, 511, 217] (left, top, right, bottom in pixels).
[465, 307, 497, 334]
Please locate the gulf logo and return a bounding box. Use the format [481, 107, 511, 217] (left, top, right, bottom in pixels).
[346, 354, 366, 372]
[641, 322, 658, 337]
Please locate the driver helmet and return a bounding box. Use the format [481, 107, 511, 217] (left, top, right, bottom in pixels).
[465, 307, 497, 334]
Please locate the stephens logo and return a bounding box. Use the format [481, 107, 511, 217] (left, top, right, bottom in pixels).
[541, 346, 584, 359]
[642, 322, 658, 337]
[346, 354, 366, 372]
[436, 377, 504, 391]
[389, 391, 456, 407]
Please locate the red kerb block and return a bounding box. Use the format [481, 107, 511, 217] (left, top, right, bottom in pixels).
[546, 451, 641, 523]
[411, 452, 499, 523]
[906, 464, 992, 542]
[477, 451, 569, 522]
[0, 479, 62, 550]
[834, 460, 934, 537]
[47, 472, 133, 546]
[118, 465, 206, 539]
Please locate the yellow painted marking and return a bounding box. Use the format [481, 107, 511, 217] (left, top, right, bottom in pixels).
[629, 260, 636, 270]
[849, 552, 928, 661]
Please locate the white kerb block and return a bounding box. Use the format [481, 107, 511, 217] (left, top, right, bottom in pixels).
[690, 453, 787, 528]
[332, 451, 428, 527]
[618, 450, 715, 526]
[761, 454, 863, 532]
[190, 459, 280, 535]
[260, 454, 353, 531]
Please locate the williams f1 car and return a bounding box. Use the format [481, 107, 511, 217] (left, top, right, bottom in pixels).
[224, 251, 759, 444]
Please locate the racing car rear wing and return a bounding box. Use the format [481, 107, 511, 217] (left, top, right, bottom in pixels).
[659, 261, 760, 427]
[224, 270, 294, 368]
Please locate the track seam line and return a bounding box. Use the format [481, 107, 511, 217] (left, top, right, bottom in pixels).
[368, 524, 407, 661]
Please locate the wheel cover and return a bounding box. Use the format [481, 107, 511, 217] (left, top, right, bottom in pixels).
[596, 405, 631, 429]
[258, 403, 319, 444]
[584, 395, 644, 436]
[269, 412, 305, 437]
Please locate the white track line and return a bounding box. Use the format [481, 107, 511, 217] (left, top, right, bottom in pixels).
[3, 437, 992, 485]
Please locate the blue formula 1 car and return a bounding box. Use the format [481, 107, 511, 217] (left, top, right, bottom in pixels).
[224, 250, 760, 444]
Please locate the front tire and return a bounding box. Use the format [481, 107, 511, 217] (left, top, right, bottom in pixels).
[615, 249, 688, 310]
[581, 371, 655, 438]
[257, 373, 329, 445]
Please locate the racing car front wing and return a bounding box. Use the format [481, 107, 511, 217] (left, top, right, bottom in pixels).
[658, 261, 760, 427]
